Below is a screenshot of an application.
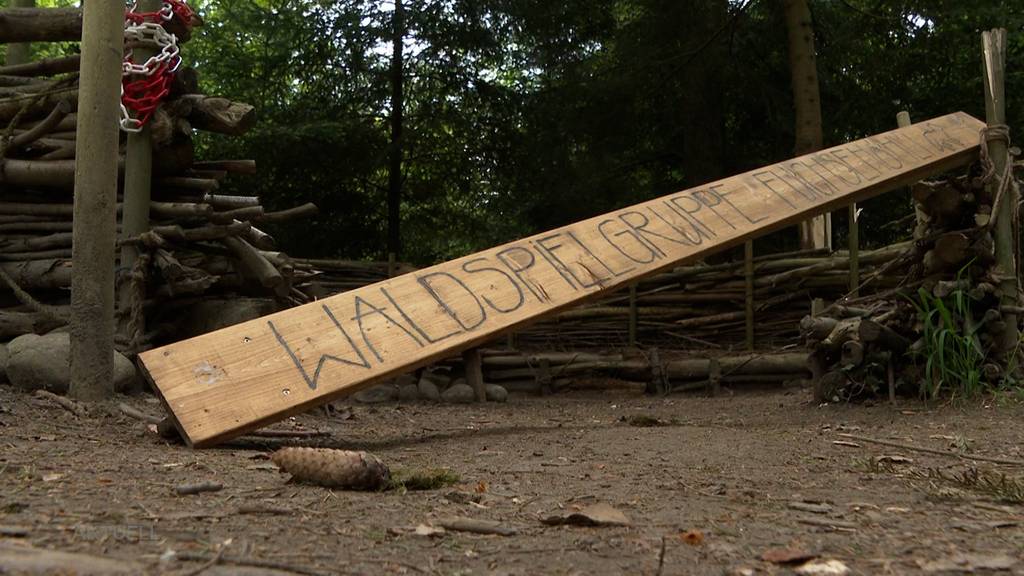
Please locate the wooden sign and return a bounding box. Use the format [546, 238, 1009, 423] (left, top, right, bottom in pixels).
[140, 112, 985, 447]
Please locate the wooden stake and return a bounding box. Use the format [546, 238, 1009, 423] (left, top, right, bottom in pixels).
[5, 0, 35, 67]
[69, 0, 124, 401]
[982, 29, 1019, 353]
[627, 283, 638, 346]
[463, 348, 485, 402]
[745, 240, 755, 351]
[897, 111, 929, 240]
[119, 0, 160, 337]
[848, 203, 859, 297]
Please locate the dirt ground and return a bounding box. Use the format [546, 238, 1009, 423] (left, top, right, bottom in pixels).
[1, 380, 1023, 576]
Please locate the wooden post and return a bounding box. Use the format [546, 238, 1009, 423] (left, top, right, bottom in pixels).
[463, 348, 486, 402]
[982, 29, 1019, 353]
[744, 240, 755, 351]
[627, 283, 638, 346]
[848, 203, 859, 297]
[5, 0, 35, 66]
[69, 0, 125, 401]
[119, 0, 159, 335]
[898, 111, 929, 239]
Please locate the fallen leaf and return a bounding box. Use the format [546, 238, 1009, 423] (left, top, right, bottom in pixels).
[475, 481, 488, 494]
[42, 473, 64, 482]
[439, 517, 518, 536]
[761, 548, 818, 565]
[796, 559, 850, 575]
[680, 530, 704, 546]
[541, 503, 631, 527]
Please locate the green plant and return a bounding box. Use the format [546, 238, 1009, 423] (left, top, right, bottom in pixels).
[908, 273, 987, 400]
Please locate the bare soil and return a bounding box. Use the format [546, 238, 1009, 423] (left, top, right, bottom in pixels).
[1, 381, 1023, 575]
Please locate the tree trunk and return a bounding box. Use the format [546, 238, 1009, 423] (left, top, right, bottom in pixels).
[387, 0, 405, 260]
[69, 0, 123, 401]
[782, 0, 828, 250]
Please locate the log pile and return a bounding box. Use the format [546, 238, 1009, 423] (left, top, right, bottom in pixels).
[512, 244, 909, 350]
[0, 7, 320, 350]
[804, 167, 1023, 402]
[473, 349, 810, 394]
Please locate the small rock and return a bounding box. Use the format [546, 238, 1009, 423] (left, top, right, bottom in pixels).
[398, 384, 420, 402]
[6, 333, 136, 394]
[424, 372, 452, 389]
[441, 382, 475, 404]
[354, 384, 398, 404]
[485, 384, 508, 402]
[417, 377, 441, 402]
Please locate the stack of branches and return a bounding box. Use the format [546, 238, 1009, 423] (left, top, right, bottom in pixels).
[474, 348, 811, 395]
[0, 6, 318, 350]
[512, 243, 908, 351]
[291, 259, 418, 299]
[804, 164, 1023, 402]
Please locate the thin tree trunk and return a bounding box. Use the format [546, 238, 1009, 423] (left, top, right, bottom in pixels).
[387, 0, 405, 260]
[783, 0, 828, 250]
[69, 0, 124, 401]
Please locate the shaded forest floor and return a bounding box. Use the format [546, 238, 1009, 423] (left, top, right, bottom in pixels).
[1, 381, 1023, 575]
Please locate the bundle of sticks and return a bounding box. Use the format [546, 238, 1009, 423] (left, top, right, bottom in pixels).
[804, 166, 1023, 402]
[466, 349, 811, 394]
[511, 243, 908, 351]
[0, 7, 321, 349]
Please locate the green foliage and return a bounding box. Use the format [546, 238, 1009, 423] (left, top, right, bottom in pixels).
[24, 0, 1010, 264]
[908, 277, 986, 400]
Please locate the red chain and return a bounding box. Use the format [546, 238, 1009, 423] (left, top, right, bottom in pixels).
[122, 1, 194, 130]
[123, 62, 174, 126]
[124, 0, 195, 26]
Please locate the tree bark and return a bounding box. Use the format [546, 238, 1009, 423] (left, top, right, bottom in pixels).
[69, 0, 123, 401]
[782, 0, 828, 250]
[387, 0, 405, 260]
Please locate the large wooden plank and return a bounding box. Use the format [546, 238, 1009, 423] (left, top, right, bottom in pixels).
[140, 112, 985, 447]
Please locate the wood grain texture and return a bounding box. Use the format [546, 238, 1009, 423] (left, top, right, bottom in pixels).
[140, 112, 985, 447]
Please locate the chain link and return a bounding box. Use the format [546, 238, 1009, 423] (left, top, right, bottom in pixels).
[119, 1, 194, 133]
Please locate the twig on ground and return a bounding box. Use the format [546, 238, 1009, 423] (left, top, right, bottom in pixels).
[33, 389, 85, 417]
[174, 552, 328, 576]
[838, 433, 1024, 467]
[174, 481, 224, 496]
[119, 402, 162, 425]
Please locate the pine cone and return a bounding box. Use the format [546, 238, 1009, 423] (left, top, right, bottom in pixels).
[271, 448, 390, 491]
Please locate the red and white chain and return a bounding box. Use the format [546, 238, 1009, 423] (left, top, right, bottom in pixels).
[120, 1, 194, 133]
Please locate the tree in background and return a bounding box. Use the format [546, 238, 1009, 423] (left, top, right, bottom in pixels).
[183, 0, 1023, 265]
[783, 0, 829, 250]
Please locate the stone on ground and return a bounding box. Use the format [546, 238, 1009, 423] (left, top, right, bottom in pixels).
[6, 333, 137, 394]
[417, 373, 441, 402]
[354, 383, 398, 404]
[485, 383, 508, 402]
[442, 380, 475, 404]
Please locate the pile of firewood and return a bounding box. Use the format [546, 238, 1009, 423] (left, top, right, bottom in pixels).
[468, 349, 811, 394]
[0, 6, 324, 350]
[512, 243, 908, 351]
[804, 165, 1023, 402]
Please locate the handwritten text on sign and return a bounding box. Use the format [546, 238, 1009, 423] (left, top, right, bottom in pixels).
[140, 112, 984, 446]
